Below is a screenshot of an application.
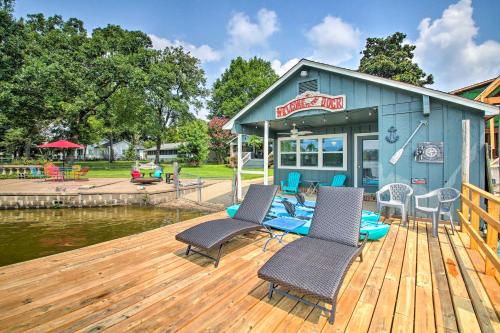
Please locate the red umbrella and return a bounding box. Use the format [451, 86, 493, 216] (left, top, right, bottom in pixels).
[38, 140, 84, 168]
[38, 140, 83, 149]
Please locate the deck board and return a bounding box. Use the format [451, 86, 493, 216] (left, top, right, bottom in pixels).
[0, 212, 498, 332]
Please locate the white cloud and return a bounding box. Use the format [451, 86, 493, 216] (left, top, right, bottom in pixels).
[271, 58, 300, 76]
[148, 34, 221, 63]
[412, 0, 500, 91]
[305, 16, 361, 65]
[227, 8, 279, 50]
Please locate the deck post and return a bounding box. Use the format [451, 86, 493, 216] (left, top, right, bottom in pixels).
[462, 119, 470, 184]
[174, 161, 180, 199]
[237, 134, 243, 201]
[263, 120, 269, 185]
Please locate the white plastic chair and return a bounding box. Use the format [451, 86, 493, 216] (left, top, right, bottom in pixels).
[376, 183, 413, 226]
[413, 188, 460, 237]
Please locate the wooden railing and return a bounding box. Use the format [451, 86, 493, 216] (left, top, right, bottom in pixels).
[458, 183, 500, 279]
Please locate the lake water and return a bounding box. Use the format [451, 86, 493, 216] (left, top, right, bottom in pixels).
[0, 206, 206, 266]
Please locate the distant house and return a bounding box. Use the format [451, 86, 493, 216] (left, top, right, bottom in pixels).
[85, 140, 145, 160]
[144, 143, 182, 162]
[450, 76, 499, 159]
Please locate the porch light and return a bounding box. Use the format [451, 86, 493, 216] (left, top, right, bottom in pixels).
[300, 70, 308, 78]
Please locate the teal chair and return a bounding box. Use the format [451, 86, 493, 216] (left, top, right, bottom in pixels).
[320, 174, 347, 187]
[29, 167, 44, 179]
[280, 172, 301, 194]
[150, 167, 163, 180]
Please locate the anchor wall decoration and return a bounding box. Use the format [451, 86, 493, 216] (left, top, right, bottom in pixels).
[385, 126, 399, 144]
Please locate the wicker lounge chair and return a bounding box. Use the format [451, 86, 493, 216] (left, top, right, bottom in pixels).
[175, 184, 278, 267]
[258, 186, 367, 324]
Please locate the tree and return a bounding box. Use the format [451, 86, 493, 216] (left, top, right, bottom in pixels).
[178, 120, 209, 166]
[91, 86, 147, 162]
[0, 9, 152, 155]
[0, 0, 26, 82]
[208, 117, 233, 164]
[208, 57, 278, 118]
[359, 32, 433, 86]
[248, 135, 263, 156]
[142, 46, 207, 164]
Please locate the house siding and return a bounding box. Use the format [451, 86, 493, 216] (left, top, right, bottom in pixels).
[235, 66, 486, 196]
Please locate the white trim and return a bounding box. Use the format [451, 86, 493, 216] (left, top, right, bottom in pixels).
[237, 134, 242, 201]
[263, 120, 269, 185]
[240, 170, 265, 175]
[354, 132, 379, 188]
[223, 59, 498, 130]
[277, 133, 348, 171]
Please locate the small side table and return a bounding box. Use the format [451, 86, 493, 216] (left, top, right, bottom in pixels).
[262, 217, 307, 252]
[303, 180, 320, 195]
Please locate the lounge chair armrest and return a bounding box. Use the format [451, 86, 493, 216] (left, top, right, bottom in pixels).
[280, 180, 286, 188]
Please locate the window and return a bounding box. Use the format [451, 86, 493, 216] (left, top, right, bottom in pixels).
[300, 138, 318, 167]
[322, 137, 344, 168]
[278, 134, 347, 170]
[298, 79, 318, 94]
[280, 140, 296, 167]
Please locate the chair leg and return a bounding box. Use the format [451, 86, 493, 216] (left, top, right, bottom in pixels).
[401, 207, 407, 227]
[449, 213, 455, 235]
[214, 244, 223, 268]
[413, 210, 417, 229]
[432, 213, 438, 237]
[329, 302, 337, 324]
[185, 245, 191, 256]
[268, 282, 274, 299]
[377, 205, 383, 222]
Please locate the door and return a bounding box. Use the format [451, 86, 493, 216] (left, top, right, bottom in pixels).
[356, 134, 379, 193]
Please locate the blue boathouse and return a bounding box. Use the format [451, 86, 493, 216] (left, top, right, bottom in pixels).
[223, 59, 498, 199]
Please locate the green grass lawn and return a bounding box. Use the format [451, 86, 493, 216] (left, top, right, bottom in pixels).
[60, 161, 273, 180]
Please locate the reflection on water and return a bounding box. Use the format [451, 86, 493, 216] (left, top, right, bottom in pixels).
[0, 206, 206, 266]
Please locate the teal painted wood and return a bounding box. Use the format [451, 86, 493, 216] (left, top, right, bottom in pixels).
[272, 122, 377, 187]
[319, 174, 347, 187]
[423, 95, 430, 115]
[237, 66, 486, 197]
[280, 171, 301, 193]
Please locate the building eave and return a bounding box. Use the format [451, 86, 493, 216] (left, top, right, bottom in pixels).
[223, 59, 499, 130]
[449, 78, 496, 95]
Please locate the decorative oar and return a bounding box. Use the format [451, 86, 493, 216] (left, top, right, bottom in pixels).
[389, 120, 428, 165]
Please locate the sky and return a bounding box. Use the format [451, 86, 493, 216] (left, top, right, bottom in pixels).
[14, 0, 500, 118]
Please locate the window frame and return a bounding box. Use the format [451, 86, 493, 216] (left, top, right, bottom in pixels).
[277, 133, 348, 171]
[278, 139, 298, 167]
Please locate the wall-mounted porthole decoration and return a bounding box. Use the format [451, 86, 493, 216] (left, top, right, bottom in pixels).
[385, 126, 399, 144]
[415, 142, 444, 163]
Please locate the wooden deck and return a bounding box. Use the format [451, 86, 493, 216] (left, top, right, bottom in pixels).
[0, 211, 499, 332]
